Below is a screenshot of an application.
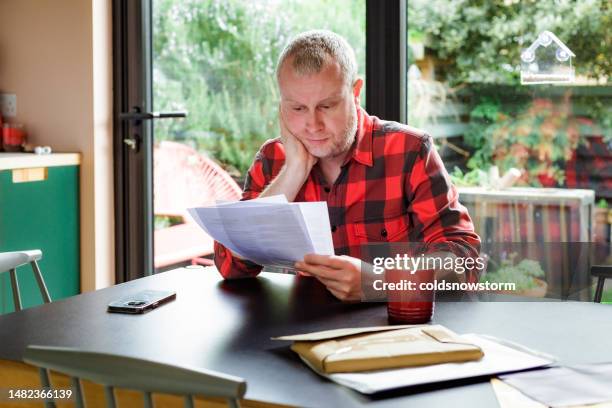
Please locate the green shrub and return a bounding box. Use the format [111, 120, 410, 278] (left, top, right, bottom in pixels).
[481, 257, 545, 290]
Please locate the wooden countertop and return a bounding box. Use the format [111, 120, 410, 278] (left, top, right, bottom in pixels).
[0, 152, 80, 170]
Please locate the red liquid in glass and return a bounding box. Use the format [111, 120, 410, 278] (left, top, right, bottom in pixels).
[385, 268, 435, 324]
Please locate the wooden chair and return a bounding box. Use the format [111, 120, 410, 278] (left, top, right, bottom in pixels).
[0, 250, 51, 311]
[591, 265, 612, 303]
[153, 141, 242, 269]
[24, 345, 247, 408]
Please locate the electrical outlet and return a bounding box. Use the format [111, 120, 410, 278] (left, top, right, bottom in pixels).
[0, 93, 17, 117]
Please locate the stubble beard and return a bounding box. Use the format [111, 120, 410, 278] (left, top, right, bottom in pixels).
[312, 109, 358, 160]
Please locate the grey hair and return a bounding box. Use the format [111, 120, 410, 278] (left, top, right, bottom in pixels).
[276, 30, 358, 87]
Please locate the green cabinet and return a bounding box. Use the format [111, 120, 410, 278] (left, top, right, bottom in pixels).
[0, 164, 80, 313]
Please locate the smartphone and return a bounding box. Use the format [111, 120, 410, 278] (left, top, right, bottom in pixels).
[107, 290, 176, 314]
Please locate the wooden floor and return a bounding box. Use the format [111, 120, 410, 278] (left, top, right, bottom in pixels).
[0, 360, 292, 408]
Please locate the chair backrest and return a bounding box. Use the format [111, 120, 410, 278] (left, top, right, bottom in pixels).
[154, 141, 242, 218]
[24, 345, 246, 408]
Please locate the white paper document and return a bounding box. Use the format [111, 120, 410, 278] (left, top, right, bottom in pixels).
[318, 334, 555, 394]
[499, 363, 612, 407]
[188, 195, 334, 270]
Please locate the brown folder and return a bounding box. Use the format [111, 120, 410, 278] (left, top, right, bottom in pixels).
[273, 325, 484, 374]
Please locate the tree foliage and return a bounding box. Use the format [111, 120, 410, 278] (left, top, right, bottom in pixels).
[153, 0, 365, 176]
[408, 0, 610, 189]
[408, 0, 611, 85]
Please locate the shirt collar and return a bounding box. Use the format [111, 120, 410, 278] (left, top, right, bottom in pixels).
[343, 106, 374, 167]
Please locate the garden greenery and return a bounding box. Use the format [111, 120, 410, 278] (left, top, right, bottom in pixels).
[408, 0, 611, 85]
[408, 0, 610, 188]
[153, 0, 365, 177]
[481, 257, 545, 291]
[153, 0, 609, 186]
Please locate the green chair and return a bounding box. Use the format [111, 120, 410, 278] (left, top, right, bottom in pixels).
[0, 250, 51, 311]
[592, 265, 612, 303]
[23, 345, 247, 408]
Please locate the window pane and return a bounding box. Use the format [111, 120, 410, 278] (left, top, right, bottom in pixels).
[152, 0, 365, 272]
[406, 0, 612, 299]
[406, 0, 610, 206]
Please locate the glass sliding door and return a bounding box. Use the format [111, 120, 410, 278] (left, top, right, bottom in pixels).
[151, 0, 366, 273]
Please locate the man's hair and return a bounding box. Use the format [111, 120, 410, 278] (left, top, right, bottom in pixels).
[276, 30, 358, 88]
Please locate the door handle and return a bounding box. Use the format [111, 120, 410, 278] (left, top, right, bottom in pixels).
[119, 110, 187, 121]
[119, 107, 187, 151]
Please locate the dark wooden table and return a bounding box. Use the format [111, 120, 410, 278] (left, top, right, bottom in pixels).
[1, 267, 612, 407]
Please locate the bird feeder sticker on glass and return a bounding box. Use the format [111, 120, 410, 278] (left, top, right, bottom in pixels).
[520, 31, 575, 85]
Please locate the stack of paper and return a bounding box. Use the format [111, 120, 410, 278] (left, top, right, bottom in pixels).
[274, 327, 554, 394]
[188, 195, 334, 270]
[323, 334, 554, 393]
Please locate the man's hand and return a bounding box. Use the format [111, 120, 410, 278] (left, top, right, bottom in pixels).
[295, 254, 362, 301]
[255, 109, 316, 202]
[279, 106, 318, 179]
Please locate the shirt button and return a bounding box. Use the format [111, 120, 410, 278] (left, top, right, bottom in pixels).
[324, 187, 331, 193]
[331, 225, 337, 233]
[381, 229, 388, 238]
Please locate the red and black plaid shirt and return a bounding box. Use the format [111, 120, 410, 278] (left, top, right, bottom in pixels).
[214, 107, 481, 279]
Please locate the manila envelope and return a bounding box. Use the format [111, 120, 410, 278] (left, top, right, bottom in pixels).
[273, 324, 484, 374]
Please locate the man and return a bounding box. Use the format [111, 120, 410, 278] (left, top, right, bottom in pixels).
[214, 30, 480, 301]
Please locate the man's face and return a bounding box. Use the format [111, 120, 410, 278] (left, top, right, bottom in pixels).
[278, 58, 363, 159]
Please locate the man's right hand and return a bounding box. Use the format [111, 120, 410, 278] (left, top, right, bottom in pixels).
[279, 106, 318, 180]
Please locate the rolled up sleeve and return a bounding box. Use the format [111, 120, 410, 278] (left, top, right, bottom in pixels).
[213, 139, 284, 279]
